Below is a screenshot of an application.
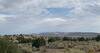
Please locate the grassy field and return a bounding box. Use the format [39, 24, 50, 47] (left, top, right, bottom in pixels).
[32, 41, 100, 53]
[17, 41, 100, 53]
[1, 35, 100, 53]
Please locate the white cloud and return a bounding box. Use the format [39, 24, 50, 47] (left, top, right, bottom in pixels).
[0, 15, 7, 21]
[37, 18, 66, 26]
[34, 17, 100, 30]
[0, 17, 6, 22]
[0, 0, 100, 34]
[0, 14, 14, 23]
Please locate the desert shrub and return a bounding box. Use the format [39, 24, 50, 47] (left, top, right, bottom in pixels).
[85, 38, 91, 41]
[16, 35, 24, 43]
[95, 35, 100, 41]
[48, 37, 60, 42]
[55, 37, 61, 41]
[32, 38, 46, 48]
[77, 37, 85, 41]
[19, 38, 32, 43]
[0, 39, 23, 53]
[88, 48, 95, 53]
[63, 37, 72, 41]
[71, 38, 77, 41]
[17, 36, 32, 43]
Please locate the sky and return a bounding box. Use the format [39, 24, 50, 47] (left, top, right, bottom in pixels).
[0, 0, 100, 34]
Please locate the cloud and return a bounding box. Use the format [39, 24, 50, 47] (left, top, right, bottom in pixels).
[36, 18, 66, 27]
[0, 14, 14, 23]
[0, 17, 6, 23]
[0, 0, 100, 34]
[0, 0, 99, 18]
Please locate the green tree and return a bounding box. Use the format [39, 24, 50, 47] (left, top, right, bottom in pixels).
[78, 37, 85, 41]
[32, 38, 46, 48]
[63, 37, 71, 41]
[48, 37, 60, 42]
[95, 35, 100, 41]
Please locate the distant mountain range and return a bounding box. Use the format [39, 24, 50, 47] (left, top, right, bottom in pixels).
[3, 32, 100, 38]
[37, 32, 100, 37]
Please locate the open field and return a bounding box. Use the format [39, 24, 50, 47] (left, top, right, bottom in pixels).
[32, 41, 100, 53]
[0, 34, 100, 53]
[17, 41, 100, 53]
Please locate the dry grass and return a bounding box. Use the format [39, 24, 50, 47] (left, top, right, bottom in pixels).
[31, 41, 100, 53]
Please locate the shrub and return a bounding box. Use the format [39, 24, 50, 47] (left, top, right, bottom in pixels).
[48, 37, 61, 43]
[63, 37, 71, 41]
[0, 39, 23, 53]
[78, 37, 85, 41]
[95, 35, 100, 41]
[32, 38, 46, 48]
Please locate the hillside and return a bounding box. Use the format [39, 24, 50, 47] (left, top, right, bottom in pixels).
[38, 32, 100, 37]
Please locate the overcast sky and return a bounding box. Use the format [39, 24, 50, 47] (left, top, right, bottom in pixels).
[0, 0, 100, 34]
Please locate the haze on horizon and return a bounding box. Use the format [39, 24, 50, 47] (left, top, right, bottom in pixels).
[0, 0, 100, 34]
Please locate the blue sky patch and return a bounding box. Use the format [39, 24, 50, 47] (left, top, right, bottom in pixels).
[46, 7, 73, 16]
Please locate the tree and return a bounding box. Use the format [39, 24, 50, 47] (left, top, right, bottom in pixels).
[48, 37, 60, 43]
[32, 38, 46, 48]
[95, 35, 100, 41]
[63, 37, 71, 41]
[78, 37, 85, 41]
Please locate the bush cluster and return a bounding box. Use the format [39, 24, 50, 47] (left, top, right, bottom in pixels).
[0, 39, 23, 53]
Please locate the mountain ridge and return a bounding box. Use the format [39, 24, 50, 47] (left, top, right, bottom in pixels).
[37, 32, 100, 37]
